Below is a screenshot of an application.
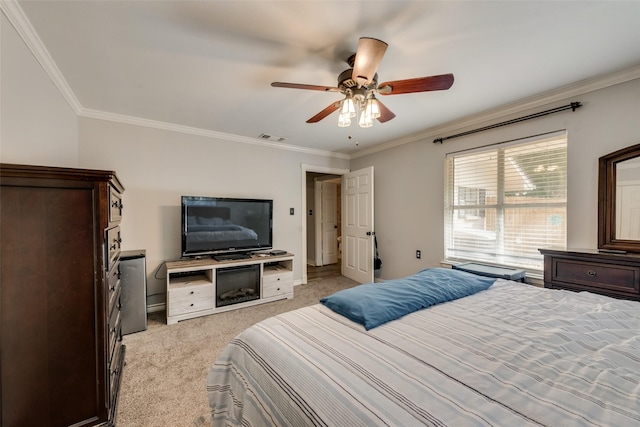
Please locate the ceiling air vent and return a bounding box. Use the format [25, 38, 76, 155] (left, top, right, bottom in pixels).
[258, 134, 285, 142]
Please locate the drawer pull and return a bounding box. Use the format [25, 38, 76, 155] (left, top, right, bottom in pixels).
[190, 291, 194, 295]
[587, 270, 597, 277]
[190, 303, 194, 307]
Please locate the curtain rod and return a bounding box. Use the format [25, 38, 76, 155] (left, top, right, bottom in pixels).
[433, 101, 582, 144]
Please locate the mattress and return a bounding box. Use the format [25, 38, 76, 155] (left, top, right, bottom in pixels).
[207, 279, 640, 426]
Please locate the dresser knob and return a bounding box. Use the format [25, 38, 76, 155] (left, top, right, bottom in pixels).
[190, 291, 194, 295]
[587, 270, 597, 277]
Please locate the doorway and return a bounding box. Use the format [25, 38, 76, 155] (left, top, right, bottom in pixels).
[300, 165, 375, 285]
[305, 172, 342, 281]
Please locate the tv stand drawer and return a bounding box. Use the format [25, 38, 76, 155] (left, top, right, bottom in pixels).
[168, 284, 215, 316]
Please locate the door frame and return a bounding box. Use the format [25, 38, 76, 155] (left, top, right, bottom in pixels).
[300, 164, 350, 284]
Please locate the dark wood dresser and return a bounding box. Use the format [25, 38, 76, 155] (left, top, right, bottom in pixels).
[0, 164, 125, 426]
[539, 248, 640, 301]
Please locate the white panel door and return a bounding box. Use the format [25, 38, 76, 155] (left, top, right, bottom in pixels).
[321, 181, 338, 265]
[342, 167, 374, 284]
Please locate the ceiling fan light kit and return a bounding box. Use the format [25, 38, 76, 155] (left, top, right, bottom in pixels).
[271, 37, 454, 129]
[338, 90, 381, 128]
[337, 94, 356, 127]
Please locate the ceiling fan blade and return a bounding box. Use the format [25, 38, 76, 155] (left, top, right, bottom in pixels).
[376, 100, 396, 123]
[306, 101, 341, 123]
[271, 82, 340, 92]
[352, 37, 388, 87]
[378, 73, 454, 95]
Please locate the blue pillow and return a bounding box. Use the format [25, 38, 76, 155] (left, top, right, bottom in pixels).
[320, 268, 496, 330]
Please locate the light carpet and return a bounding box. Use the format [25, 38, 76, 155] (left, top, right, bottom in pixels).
[116, 275, 357, 427]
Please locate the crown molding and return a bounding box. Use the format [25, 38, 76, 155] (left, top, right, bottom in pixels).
[79, 108, 351, 160]
[351, 64, 640, 159]
[1, 0, 82, 113]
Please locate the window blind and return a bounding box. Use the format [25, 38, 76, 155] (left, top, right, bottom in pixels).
[444, 132, 567, 271]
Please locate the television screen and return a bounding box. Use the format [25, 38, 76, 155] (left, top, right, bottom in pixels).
[181, 196, 273, 257]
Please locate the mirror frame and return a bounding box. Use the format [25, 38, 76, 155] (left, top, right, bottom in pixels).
[598, 142, 640, 253]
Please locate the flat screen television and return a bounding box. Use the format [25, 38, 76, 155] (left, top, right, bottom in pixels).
[181, 196, 273, 257]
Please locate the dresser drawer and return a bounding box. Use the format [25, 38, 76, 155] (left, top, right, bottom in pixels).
[109, 281, 122, 321]
[109, 338, 123, 405]
[168, 284, 215, 316]
[109, 319, 122, 368]
[110, 327, 123, 367]
[106, 226, 121, 271]
[107, 262, 121, 314]
[109, 185, 123, 223]
[551, 258, 640, 294]
[108, 307, 121, 363]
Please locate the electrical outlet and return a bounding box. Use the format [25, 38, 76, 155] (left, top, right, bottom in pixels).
[416, 250, 421, 259]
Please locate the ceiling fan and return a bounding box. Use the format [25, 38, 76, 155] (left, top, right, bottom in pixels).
[271, 37, 454, 128]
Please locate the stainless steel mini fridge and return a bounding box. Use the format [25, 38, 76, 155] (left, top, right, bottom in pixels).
[120, 250, 148, 335]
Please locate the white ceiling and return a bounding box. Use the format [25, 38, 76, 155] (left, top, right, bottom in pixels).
[9, 1, 640, 155]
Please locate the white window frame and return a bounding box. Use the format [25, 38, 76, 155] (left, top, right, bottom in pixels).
[444, 131, 567, 273]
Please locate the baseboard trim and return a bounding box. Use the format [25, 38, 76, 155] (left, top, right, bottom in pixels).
[147, 303, 166, 314]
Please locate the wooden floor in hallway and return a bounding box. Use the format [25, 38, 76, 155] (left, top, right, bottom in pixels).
[307, 261, 342, 282]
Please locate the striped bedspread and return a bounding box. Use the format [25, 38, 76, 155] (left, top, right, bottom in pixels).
[207, 279, 640, 426]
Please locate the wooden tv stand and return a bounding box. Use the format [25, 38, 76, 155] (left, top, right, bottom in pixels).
[165, 253, 294, 325]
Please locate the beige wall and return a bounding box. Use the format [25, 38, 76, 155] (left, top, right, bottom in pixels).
[1, 13, 78, 166]
[77, 118, 349, 305]
[352, 78, 640, 280]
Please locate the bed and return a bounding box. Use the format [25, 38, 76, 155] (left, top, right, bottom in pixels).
[206, 268, 640, 426]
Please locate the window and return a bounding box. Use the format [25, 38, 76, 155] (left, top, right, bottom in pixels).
[444, 131, 567, 272]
